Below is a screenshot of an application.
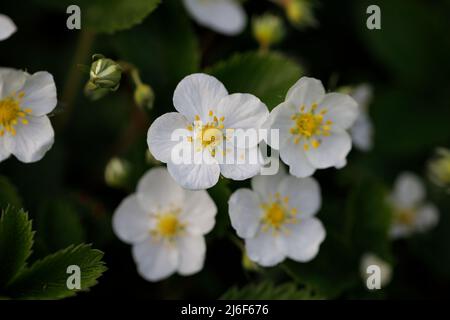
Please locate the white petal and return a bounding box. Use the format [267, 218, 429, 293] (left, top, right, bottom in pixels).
[21, 71, 57, 116]
[177, 235, 206, 275]
[0, 14, 16, 41]
[351, 84, 373, 111]
[173, 73, 228, 122]
[167, 153, 220, 190]
[389, 224, 412, 239]
[305, 129, 352, 169]
[147, 112, 191, 163]
[112, 194, 151, 244]
[182, 0, 246, 35]
[279, 142, 316, 178]
[351, 111, 374, 151]
[285, 77, 325, 109]
[319, 93, 359, 130]
[246, 231, 286, 267]
[132, 238, 178, 282]
[391, 172, 425, 209]
[136, 167, 185, 211]
[181, 190, 217, 235]
[251, 166, 287, 198]
[334, 158, 347, 169]
[415, 203, 439, 232]
[277, 176, 321, 217]
[5, 116, 54, 163]
[0, 68, 26, 98]
[218, 93, 269, 130]
[0, 138, 10, 162]
[267, 101, 297, 149]
[228, 189, 262, 238]
[280, 218, 326, 262]
[219, 146, 262, 180]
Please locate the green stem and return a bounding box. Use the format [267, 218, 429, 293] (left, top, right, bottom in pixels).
[280, 263, 302, 284]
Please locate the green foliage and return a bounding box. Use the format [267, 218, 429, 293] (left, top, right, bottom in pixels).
[0, 176, 22, 209]
[0, 207, 34, 287]
[6, 244, 107, 300]
[207, 51, 303, 109]
[208, 179, 232, 239]
[220, 281, 322, 300]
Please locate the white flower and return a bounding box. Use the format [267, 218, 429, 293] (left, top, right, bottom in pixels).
[228, 167, 325, 267]
[360, 253, 392, 288]
[265, 77, 358, 178]
[0, 14, 16, 41]
[147, 73, 269, 190]
[350, 84, 374, 152]
[112, 167, 217, 282]
[0, 68, 57, 163]
[182, 0, 247, 35]
[389, 172, 439, 239]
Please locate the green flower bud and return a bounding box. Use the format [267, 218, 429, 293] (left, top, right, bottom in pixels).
[84, 81, 110, 101]
[105, 157, 131, 189]
[428, 148, 450, 193]
[134, 83, 155, 110]
[252, 14, 284, 50]
[281, 0, 317, 28]
[89, 54, 122, 91]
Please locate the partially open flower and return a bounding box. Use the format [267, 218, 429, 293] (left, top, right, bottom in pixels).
[88, 54, 122, 91]
[0, 14, 16, 41]
[428, 148, 450, 193]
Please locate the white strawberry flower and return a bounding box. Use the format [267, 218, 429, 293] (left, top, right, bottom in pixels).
[389, 172, 439, 239]
[147, 73, 269, 190]
[0, 68, 57, 163]
[265, 77, 358, 178]
[182, 0, 247, 35]
[350, 84, 374, 152]
[113, 167, 217, 282]
[228, 167, 325, 267]
[0, 14, 16, 41]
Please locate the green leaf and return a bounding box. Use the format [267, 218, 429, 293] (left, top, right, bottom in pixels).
[220, 281, 322, 300]
[6, 244, 107, 300]
[207, 51, 303, 109]
[0, 176, 22, 209]
[0, 207, 34, 288]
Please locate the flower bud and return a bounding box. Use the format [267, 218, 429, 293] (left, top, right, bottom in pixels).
[252, 14, 284, 50]
[282, 0, 316, 28]
[134, 83, 155, 110]
[89, 54, 122, 91]
[428, 148, 450, 193]
[105, 157, 131, 189]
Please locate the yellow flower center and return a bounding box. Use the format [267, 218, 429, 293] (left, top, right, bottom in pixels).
[187, 110, 225, 157]
[290, 103, 332, 151]
[0, 92, 30, 136]
[395, 208, 415, 226]
[156, 214, 181, 237]
[261, 192, 298, 235]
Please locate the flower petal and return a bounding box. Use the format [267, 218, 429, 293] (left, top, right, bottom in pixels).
[219, 146, 262, 180]
[112, 194, 151, 244]
[181, 190, 217, 235]
[173, 73, 228, 122]
[351, 111, 374, 151]
[280, 218, 326, 263]
[415, 203, 439, 232]
[228, 188, 262, 238]
[305, 129, 352, 169]
[0, 14, 16, 41]
[251, 165, 287, 198]
[285, 77, 325, 109]
[182, 0, 246, 35]
[132, 238, 178, 282]
[21, 71, 57, 116]
[266, 101, 296, 149]
[147, 112, 191, 163]
[319, 93, 359, 130]
[177, 235, 206, 276]
[0, 68, 26, 98]
[136, 167, 185, 212]
[391, 172, 425, 209]
[279, 141, 316, 178]
[5, 116, 54, 163]
[278, 176, 321, 218]
[246, 231, 286, 267]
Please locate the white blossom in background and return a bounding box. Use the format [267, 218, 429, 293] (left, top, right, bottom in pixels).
[350, 84, 374, 152]
[0, 68, 57, 163]
[265, 77, 358, 178]
[360, 253, 392, 288]
[113, 167, 217, 282]
[182, 0, 247, 36]
[147, 73, 269, 190]
[228, 167, 325, 267]
[0, 14, 16, 41]
[389, 172, 439, 239]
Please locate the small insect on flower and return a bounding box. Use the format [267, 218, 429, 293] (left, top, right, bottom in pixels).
[228, 167, 325, 267]
[182, 0, 247, 35]
[428, 147, 450, 193]
[147, 73, 269, 190]
[388, 172, 439, 239]
[0, 68, 57, 163]
[265, 77, 359, 178]
[0, 14, 16, 41]
[112, 167, 217, 282]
